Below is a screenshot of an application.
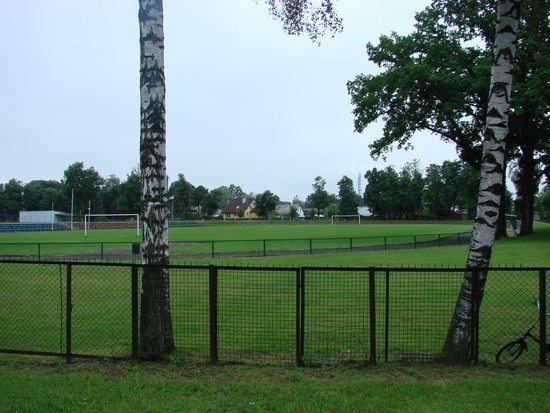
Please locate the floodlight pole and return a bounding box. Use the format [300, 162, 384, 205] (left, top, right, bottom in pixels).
[86, 201, 91, 236]
[70, 188, 74, 230]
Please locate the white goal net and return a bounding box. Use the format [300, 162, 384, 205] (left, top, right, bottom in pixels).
[84, 213, 140, 236]
[330, 214, 361, 224]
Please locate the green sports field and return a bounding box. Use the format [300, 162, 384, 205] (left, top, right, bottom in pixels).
[1, 222, 549, 412]
[2, 220, 547, 266]
[0, 221, 474, 244]
[1, 221, 548, 363]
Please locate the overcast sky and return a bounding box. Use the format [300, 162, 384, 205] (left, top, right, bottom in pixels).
[2, 0, 458, 202]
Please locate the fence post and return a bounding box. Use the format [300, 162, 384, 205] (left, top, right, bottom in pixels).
[384, 269, 390, 362]
[309, 239, 313, 254]
[296, 267, 304, 366]
[209, 265, 219, 364]
[263, 240, 266, 257]
[538, 269, 547, 366]
[66, 263, 72, 364]
[368, 267, 377, 364]
[131, 265, 139, 359]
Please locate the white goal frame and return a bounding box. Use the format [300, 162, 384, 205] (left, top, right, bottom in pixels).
[84, 213, 140, 236]
[331, 214, 361, 224]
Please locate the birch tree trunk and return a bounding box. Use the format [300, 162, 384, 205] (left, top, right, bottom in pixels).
[138, 0, 174, 355]
[443, 0, 520, 362]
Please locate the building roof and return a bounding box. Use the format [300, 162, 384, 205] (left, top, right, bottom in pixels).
[275, 203, 305, 217]
[222, 197, 255, 213]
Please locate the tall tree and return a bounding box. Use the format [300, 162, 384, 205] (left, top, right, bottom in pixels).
[117, 168, 142, 214]
[23, 180, 65, 212]
[337, 175, 359, 215]
[423, 161, 467, 219]
[227, 184, 246, 199]
[495, 0, 549, 234]
[168, 174, 195, 218]
[210, 186, 236, 211]
[62, 162, 104, 218]
[443, 0, 521, 361]
[307, 176, 330, 218]
[397, 161, 424, 219]
[0, 179, 25, 219]
[192, 185, 209, 216]
[136, 0, 342, 357]
[263, 0, 342, 42]
[100, 175, 122, 214]
[202, 188, 225, 217]
[363, 166, 399, 219]
[139, 0, 174, 355]
[348, 0, 548, 235]
[254, 190, 280, 219]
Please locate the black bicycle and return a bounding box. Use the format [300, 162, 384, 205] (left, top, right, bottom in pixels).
[496, 299, 550, 363]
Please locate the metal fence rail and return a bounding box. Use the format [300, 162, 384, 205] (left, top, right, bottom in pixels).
[0, 260, 547, 366]
[0, 231, 471, 260]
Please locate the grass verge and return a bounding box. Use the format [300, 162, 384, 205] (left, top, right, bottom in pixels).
[1, 356, 549, 413]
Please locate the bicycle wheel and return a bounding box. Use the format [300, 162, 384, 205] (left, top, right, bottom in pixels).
[496, 340, 525, 363]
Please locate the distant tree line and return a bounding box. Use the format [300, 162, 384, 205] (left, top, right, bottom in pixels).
[0, 162, 251, 222]
[2, 159, 537, 223]
[362, 160, 509, 220]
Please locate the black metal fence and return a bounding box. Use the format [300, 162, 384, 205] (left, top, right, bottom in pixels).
[0, 259, 547, 366]
[0, 231, 471, 260]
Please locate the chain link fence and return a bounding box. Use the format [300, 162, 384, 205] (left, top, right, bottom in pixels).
[0, 260, 547, 366]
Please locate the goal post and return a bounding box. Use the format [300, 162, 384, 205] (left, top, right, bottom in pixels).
[84, 213, 140, 236]
[331, 214, 361, 224]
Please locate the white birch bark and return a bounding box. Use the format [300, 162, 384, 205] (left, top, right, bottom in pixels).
[138, 0, 174, 355]
[443, 0, 520, 361]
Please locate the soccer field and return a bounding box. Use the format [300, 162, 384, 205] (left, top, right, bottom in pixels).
[0, 221, 474, 242]
[1, 221, 549, 267]
[0, 222, 548, 367]
[0, 221, 475, 262]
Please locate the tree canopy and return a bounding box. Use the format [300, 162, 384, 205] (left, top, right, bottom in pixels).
[306, 176, 330, 218]
[62, 162, 104, 215]
[348, 0, 549, 234]
[254, 190, 280, 219]
[337, 175, 359, 215]
[362, 161, 479, 220]
[262, 0, 343, 42]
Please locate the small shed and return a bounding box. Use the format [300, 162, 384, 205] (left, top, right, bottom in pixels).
[19, 210, 71, 223]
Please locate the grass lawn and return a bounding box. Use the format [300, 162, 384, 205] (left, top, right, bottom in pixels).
[0, 356, 549, 413]
[3, 220, 547, 266]
[0, 222, 549, 412]
[178, 221, 550, 267]
[0, 221, 475, 259]
[0, 221, 474, 243]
